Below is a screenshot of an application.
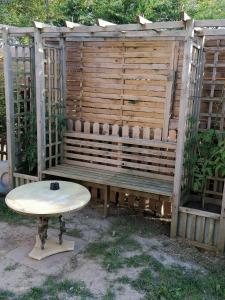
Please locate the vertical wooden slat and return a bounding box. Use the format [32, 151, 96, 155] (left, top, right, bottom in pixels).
[163, 41, 178, 140]
[47, 48, 52, 167]
[154, 128, 162, 141]
[218, 180, 225, 253]
[207, 41, 219, 130]
[34, 28, 46, 179]
[170, 20, 195, 238]
[179, 212, 187, 238]
[198, 216, 206, 243]
[75, 120, 81, 132]
[208, 218, 214, 246]
[122, 125, 129, 137]
[143, 127, 150, 140]
[190, 214, 196, 240]
[3, 28, 15, 189]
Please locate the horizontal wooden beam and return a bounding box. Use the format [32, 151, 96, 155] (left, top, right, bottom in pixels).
[97, 19, 116, 27]
[195, 19, 225, 27]
[8, 27, 34, 34]
[41, 29, 186, 39]
[41, 20, 185, 34]
[179, 206, 220, 219]
[196, 28, 225, 36]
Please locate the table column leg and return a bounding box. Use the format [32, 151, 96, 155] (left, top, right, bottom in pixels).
[38, 217, 49, 250]
[59, 215, 66, 245]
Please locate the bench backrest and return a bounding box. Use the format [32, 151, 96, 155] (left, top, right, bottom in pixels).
[63, 120, 177, 182]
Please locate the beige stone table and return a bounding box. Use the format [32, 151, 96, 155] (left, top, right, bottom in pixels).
[5, 181, 91, 260]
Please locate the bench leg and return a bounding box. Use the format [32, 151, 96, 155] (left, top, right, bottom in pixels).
[103, 185, 110, 218]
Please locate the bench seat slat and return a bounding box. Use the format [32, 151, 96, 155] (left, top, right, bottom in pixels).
[63, 159, 174, 181]
[43, 164, 173, 197]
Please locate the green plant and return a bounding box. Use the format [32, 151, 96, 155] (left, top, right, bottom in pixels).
[184, 117, 225, 194]
[20, 112, 37, 174]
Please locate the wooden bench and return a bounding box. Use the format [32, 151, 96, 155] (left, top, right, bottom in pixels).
[43, 120, 177, 216]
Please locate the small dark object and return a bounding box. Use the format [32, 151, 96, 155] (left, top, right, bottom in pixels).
[50, 182, 60, 190]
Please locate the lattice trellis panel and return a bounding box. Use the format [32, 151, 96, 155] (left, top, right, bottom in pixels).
[182, 38, 204, 192]
[44, 39, 65, 169]
[200, 38, 225, 131]
[9, 38, 36, 173]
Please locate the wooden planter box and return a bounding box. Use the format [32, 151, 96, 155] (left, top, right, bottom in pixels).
[177, 206, 224, 252]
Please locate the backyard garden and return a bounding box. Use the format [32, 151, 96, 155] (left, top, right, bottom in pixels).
[1, 1, 225, 299]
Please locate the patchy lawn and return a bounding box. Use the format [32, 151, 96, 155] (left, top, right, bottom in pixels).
[0, 197, 225, 300]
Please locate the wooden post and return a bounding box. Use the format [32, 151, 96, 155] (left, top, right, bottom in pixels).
[218, 180, 225, 254]
[34, 28, 46, 179]
[3, 27, 15, 189]
[170, 20, 195, 238]
[59, 37, 67, 162]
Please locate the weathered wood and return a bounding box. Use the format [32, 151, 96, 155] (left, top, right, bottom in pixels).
[138, 16, 152, 25]
[34, 21, 55, 29]
[97, 19, 116, 27]
[42, 21, 185, 34]
[170, 20, 195, 238]
[181, 12, 191, 22]
[34, 28, 46, 179]
[3, 28, 15, 189]
[218, 181, 225, 253]
[43, 164, 174, 196]
[179, 206, 220, 220]
[65, 21, 81, 28]
[163, 41, 178, 140]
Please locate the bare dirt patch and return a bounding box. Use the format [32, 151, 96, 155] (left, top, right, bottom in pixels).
[0, 199, 225, 299]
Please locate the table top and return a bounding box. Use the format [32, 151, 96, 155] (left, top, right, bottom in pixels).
[5, 181, 91, 216]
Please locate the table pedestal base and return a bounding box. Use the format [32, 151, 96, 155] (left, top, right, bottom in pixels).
[29, 235, 75, 260]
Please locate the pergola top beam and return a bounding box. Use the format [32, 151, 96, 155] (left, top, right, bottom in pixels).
[41, 20, 185, 34]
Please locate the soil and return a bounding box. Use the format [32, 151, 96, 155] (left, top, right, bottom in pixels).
[0, 204, 224, 299]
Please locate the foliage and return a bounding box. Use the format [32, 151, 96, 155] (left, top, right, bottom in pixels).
[0, 0, 225, 27]
[0, 0, 64, 26]
[19, 111, 37, 174]
[184, 117, 225, 194]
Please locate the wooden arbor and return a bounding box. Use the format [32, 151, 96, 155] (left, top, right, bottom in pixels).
[1, 18, 225, 253]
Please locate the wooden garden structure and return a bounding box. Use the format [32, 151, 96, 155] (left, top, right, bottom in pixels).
[1, 16, 225, 254]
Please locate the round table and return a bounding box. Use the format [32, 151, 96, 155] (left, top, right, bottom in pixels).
[5, 181, 91, 260]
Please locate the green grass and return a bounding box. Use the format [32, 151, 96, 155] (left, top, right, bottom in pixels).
[115, 255, 225, 300]
[4, 263, 19, 272]
[0, 197, 31, 224]
[0, 276, 94, 300]
[102, 288, 115, 300]
[86, 234, 141, 272]
[0, 290, 14, 300]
